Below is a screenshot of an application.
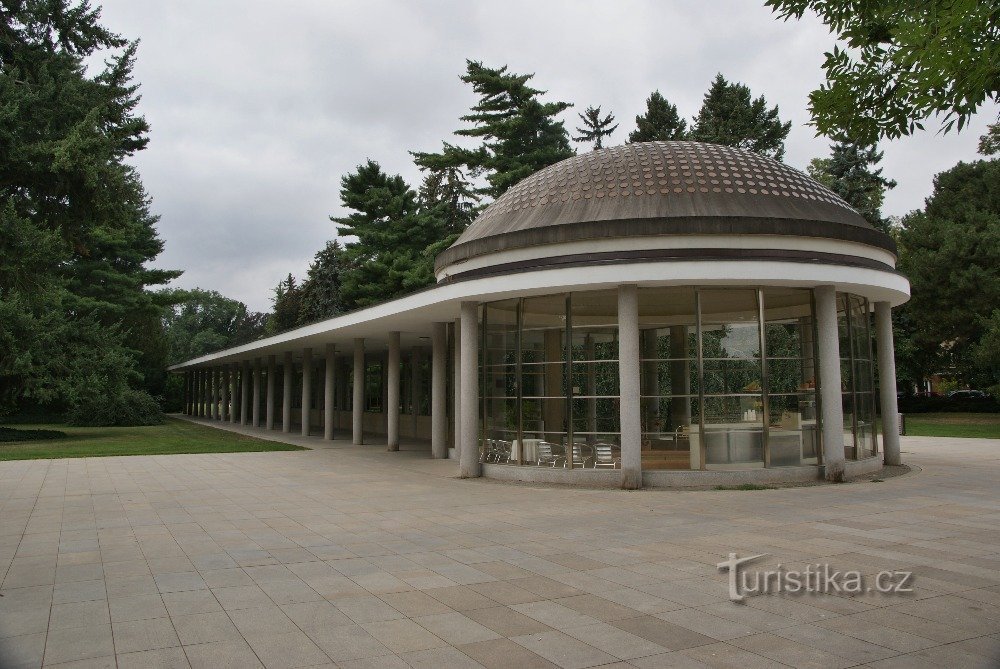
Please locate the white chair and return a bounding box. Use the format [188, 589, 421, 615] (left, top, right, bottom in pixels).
[536, 442, 562, 467]
[593, 443, 620, 468]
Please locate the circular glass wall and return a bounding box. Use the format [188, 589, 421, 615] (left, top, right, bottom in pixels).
[480, 287, 878, 470]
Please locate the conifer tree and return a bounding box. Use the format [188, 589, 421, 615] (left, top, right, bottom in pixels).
[268, 274, 302, 334]
[573, 106, 618, 150]
[413, 61, 574, 200]
[1, 0, 178, 420]
[332, 161, 447, 309]
[808, 142, 896, 232]
[298, 240, 348, 324]
[690, 74, 792, 160]
[628, 91, 688, 142]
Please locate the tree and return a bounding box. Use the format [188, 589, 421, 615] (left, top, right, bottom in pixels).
[628, 91, 688, 142]
[979, 123, 1000, 156]
[895, 157, 1000, 390]
[412, 60, 574, 200]
[808, 142, 897, 232]
[268, 274, 303, 334]
[766, 0, 1000, 145]
[162, 289, 269, 365]
[416, 165, 480, 261]
[332, 161, 448, 309]
[690, 74, 792, 161]
[574, 105, 618, 150]
[299, 240, 348, 324]
[0, 0, 178, 421]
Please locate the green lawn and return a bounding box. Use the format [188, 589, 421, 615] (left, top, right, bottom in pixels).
[0, 416, 307, 461]
[904, 413, 1000, 439]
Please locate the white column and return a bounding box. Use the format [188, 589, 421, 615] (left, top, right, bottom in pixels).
[453, 319, 461, 454]
[387, 332, 400, 451]
[410, 347, 421, 437]
[324, 344, 336, 441]
[282, 352, 293, 433]
[815, 285, 846, 481]
[431, 322, 447, 459]
[221, 366, 230, 422]
[209, 369, 218, 420]
[229, 367, 238, 423]
[240, 361, 250, 426]
[252, 359, 261, 428]
[459, 302, 481, 478]
[301, 347, 312, 437]
[353, 338, 364, 445]
[875, 301, 901, 466]
[266, 355, 276, 430]
[618, 284, 642, 490]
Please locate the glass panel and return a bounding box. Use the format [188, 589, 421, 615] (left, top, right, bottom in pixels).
[767, 394, 819, 465]
[568, 290, 619, 467]
[700, 289, 764, 468]
[521, 295, 568, 463]
[639, 287, 698, 470]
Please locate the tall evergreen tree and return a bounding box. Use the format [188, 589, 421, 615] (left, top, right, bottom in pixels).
[808, 142, 897, 232]
[0, 0, 178, 421]
[332, 161, 447, 309]
[573, 105, 618, 150]
[268, 274, 302, 334]
[162, 289, 268, 365]
[413, 60, 574, 200]
[298, 240, 348, 323]
[690, 74, 792, 160]
[416, 166, 480, 260]
[979, 123, 1000, 157]
[895, 157, 1000, 390]
[628, 91, 688, 142]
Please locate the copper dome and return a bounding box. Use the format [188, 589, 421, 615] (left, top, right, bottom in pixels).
[435, 141, 894, 273]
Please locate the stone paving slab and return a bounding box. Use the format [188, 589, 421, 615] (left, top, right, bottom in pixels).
[0, 419, 998, 668]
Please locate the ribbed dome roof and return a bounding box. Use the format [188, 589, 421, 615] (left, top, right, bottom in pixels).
[435, 141, 893, 273]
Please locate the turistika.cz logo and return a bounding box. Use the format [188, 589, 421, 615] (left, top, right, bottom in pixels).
[717, 552, 915, 603]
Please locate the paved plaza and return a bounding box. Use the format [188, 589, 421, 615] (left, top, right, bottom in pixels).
[1, 421, 998, 669]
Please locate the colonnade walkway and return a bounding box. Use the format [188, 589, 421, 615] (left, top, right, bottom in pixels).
[1, 433, 998, 668]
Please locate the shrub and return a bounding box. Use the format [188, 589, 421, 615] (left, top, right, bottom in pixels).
[0, 427, 67, 442]
[68, 388, 164, 427]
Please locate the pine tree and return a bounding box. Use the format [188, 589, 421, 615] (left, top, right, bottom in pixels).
[979, 123, 1000, 156]
[808, 142, 897, 233]
[573, 106, 618, 150]
[412, 61, 574, 200]
[332, 161, 448, 309]
[690, 74, 792, 161]
[268, 274, 303, 334]
[628, 91, 688, 142]
[0, 0, 178, 420]
[416, 166, 480, 260]
[299, 240, 348, 324]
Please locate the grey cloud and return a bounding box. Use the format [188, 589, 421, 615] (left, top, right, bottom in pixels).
[95, 0, 999, 311]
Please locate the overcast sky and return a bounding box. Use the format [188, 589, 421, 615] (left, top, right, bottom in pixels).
[94, 1, 999, 312]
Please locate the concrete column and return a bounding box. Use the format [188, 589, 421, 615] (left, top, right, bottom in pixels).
[387, 332, 400, 451]
[207, 369, 216, 419]
[453, 319, 461, 452]
[431, 322, 448, 459]
[252, 359, 261, 428]
[459, 302, 481, 478]
[266, 355, 276, 430]
[618, 285, 642, 490]
[324, 344, 336, 441]
[301, 347, 312, 437]
[229, 367, 238, 424]
[282, 351, 293, 433]
[191, 369, 202, 418]
[815, 285, 846, 481]
[240, 361, 250, 426]
[410, 347, 421, 436]
[221, 366, 230, 422]
[875, 302, 902, 466]
[353, 339, 364, 445]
